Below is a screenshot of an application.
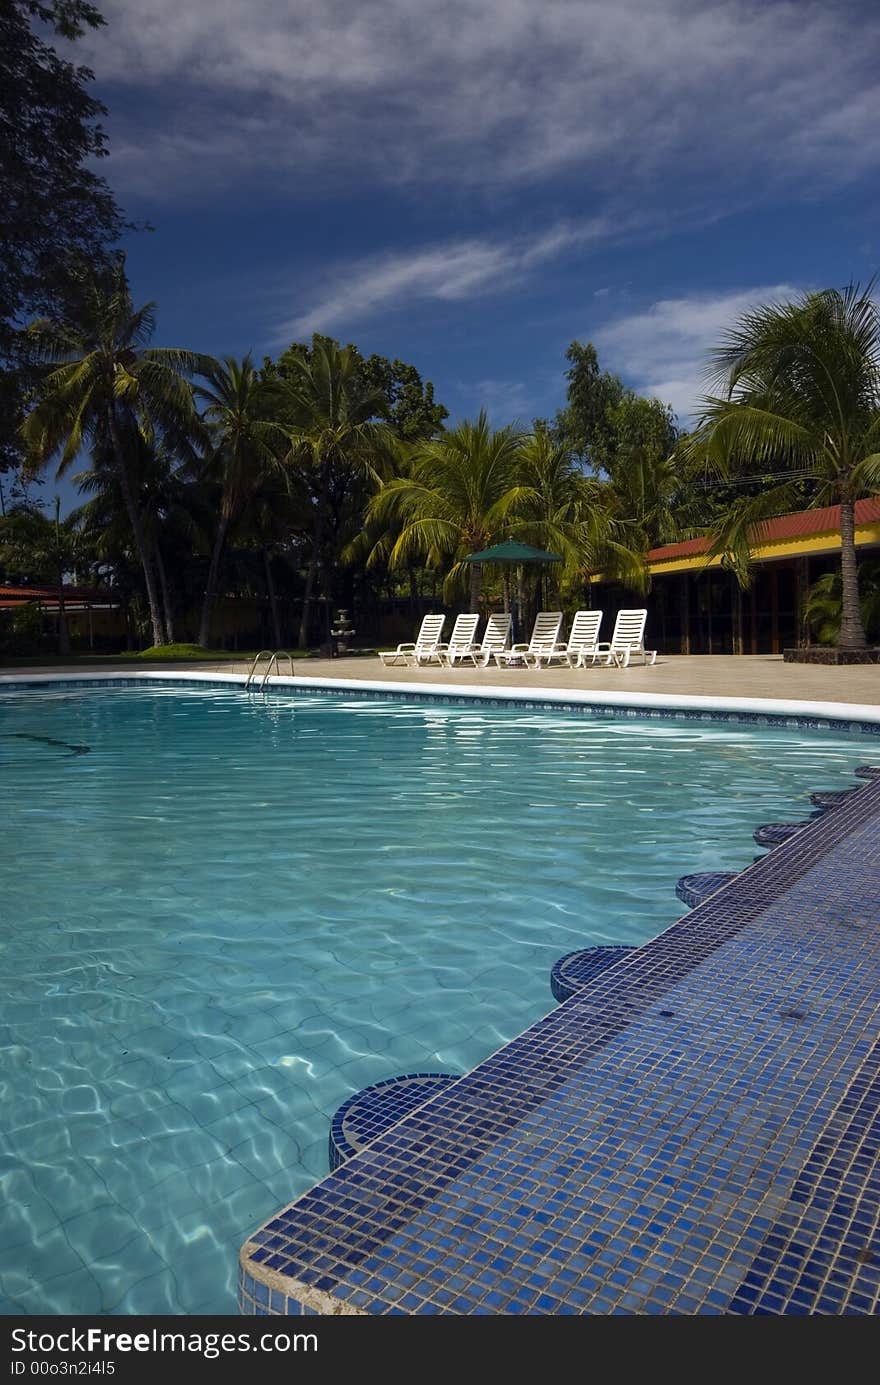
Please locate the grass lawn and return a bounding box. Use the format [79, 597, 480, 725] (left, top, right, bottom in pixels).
[0, 643, 375, 667]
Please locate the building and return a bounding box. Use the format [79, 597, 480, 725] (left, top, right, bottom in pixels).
[0, 582, 122, 647]
[592, 497, 880, 654]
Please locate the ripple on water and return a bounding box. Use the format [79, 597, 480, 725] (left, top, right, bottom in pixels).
[0, 686, 870, 1314]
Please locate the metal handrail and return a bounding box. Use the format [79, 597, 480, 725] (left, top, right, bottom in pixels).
[261, 651, 295, 689]
[245, 650, 296, 689]
[245, 650, 273, 688]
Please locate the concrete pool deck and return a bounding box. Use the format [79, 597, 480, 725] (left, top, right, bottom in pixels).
[4, 654, 879, 708]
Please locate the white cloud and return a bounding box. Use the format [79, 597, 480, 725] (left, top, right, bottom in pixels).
[595, 285, 802, 422]
[463, 379, 533, 425]
[280, 220, 610, 337]
[86, 1, 879, 201]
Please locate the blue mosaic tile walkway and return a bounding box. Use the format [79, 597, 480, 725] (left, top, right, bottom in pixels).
[239, 775, 880, 1315]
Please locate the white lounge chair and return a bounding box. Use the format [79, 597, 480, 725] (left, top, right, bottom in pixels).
[447, 611, 512, 666]
[437, 613, 481, 666]
[591, 608, 657, 667]
[379, 613, 446, 666]
[493, 611, 563, 668]
[535, 609, 603, 668]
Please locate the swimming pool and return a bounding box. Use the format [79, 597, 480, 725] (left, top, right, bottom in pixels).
[0, 683, 872, 1314]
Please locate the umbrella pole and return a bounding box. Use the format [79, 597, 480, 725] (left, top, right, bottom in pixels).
[516, 564, 524, 643]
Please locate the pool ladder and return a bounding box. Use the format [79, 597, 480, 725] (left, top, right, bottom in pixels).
[245, 650, 296, 690]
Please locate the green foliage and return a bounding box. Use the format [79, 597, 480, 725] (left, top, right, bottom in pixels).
[359, 355, 448, 440]
[553, 340, 626, 468]
[0, 498, 82, 651]
[0, 0, 123, 472]
[0, 501, 80, 586]
[262, 334, 447, 441]
[21, 256, 209, 646]
[134, 643, 249, 659]
[365, 414, 647, 604]
[192, 354, 289, 645]
[683, 282, 880, 645]
[271, 337, 398, 644]
[602, 394, 681, 544]
[803, 563, 880, 646]
[366, 412, 526, 604]
[511, 430, 646, 595]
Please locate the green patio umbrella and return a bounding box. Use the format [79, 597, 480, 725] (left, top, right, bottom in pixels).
[462, 541, 562, 638]
[462, 540, 563, 565]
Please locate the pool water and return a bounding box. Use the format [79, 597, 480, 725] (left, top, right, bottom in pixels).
[0, 685, 870, 1314]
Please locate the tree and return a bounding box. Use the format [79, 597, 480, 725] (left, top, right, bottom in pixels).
[552, 341, 625, 468]
[272, 337, 396, 647]
[358, 355, 448, 440]
[684, 284, 880, 650]
[192, 355, 288, 647]
[1, 1, 124, 474]
[366, 412, 527, 608]
[512, 430, 646, 599]
[263, 338, 448, 443]
[0, 498, 80, 653]
[21, 257, 208, 648]
[73, 435, 207, 644]
[602, 395, 681, 545]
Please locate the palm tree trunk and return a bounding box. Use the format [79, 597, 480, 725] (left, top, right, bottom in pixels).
[264, 547, 282, 647]
[838, 497, 867, 649]
[107, 410, 166, 648]
[155, 543, 175, 645]
[298, 494, 327, 649]
[199, 512, 230, 648]
[53, 499, 70, 655]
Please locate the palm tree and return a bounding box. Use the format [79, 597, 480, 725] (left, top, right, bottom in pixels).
[512, 430, 647, 600]
[20, 257, 208, 647]
[366, 412, 527, 608]
[75, 435, 206, 645]
[193, 355, 289, 647]
[275, 339, 394, 647]
[601, 397, 683, 548]
[685, 283, 880, 650]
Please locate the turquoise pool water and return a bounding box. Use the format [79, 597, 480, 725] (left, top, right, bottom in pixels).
[0, 683, 871, 1315]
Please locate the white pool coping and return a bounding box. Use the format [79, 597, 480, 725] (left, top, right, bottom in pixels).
[2, 667, 880, 729]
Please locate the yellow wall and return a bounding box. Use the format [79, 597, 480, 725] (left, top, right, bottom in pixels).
[641, 520, 880, 579]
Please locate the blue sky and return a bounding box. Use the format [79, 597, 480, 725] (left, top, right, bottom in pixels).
[45, 0, 879, 510]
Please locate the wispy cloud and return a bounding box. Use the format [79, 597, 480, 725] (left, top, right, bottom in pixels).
[595, 285, 802, 423]
[462, 379, 534, 425]
[279, 221, 610, 337]
[88, 1, 879, 203]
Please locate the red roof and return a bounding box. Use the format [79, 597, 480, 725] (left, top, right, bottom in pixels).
[0, 583, 112, 608]
[647, 497, 880, 564]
